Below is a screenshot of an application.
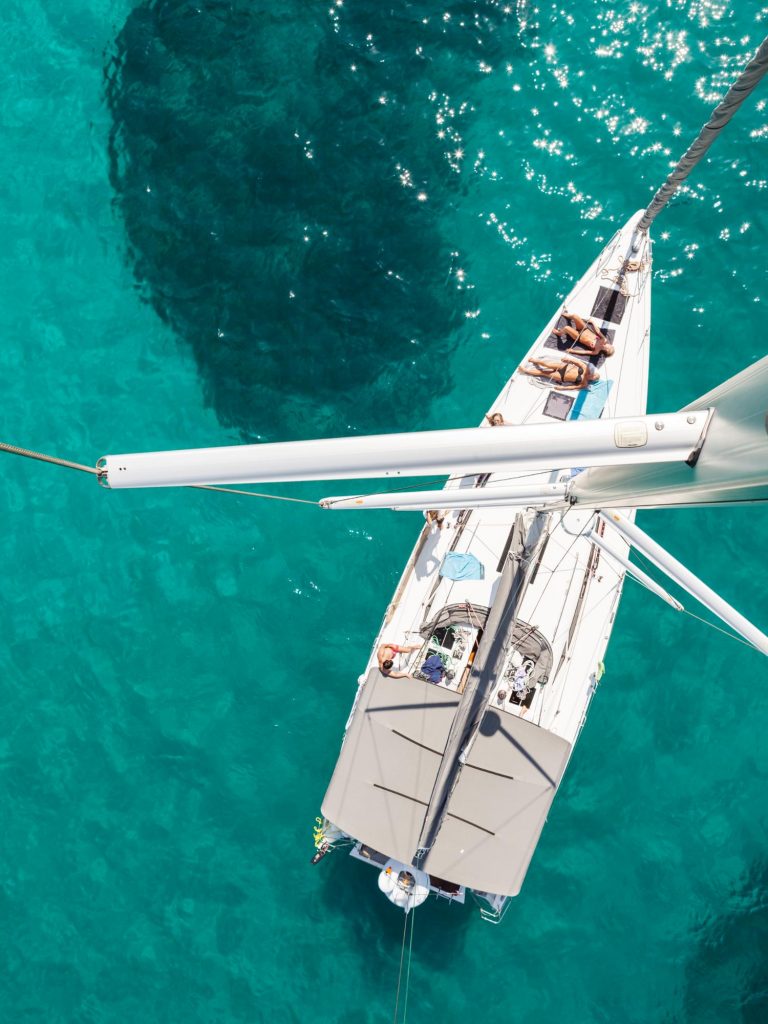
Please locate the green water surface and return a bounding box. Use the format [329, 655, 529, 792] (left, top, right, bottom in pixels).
[0, 2, 766, 1021]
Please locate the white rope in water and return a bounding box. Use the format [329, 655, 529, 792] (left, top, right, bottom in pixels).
[392, 911, 409, 1024]
[393, 909, 417, 1019]
[402, 909, 416, 1024]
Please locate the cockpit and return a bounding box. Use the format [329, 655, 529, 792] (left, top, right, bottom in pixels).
[493, 620, 553, 714]
[412, 602, 488, 693]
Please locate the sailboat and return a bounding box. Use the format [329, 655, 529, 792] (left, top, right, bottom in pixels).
[7, 39, 768, 924]
[98, 211, 768, 921]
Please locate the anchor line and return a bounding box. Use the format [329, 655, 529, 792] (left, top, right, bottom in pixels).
[638, 35, 768, 232]
[402, 909, 416, 1024]
[392, 908, 416, 1024]
[392, 911, 409, 1024]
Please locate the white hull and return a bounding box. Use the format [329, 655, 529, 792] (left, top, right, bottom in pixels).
[318, 211, 653, 917]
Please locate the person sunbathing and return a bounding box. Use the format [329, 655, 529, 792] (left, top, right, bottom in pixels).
[518, 354, 597, 390]
[377, 642, 421, 678]
[553, 311, 614, 357]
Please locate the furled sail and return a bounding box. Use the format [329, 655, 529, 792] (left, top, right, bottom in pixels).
[571, 356, 768, 509]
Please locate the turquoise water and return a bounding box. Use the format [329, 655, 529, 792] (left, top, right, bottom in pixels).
[1, 1, 767, 1020]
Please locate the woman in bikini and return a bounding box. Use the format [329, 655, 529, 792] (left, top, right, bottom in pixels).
[377, 642, 421, 678]
[553, 311, 614, 357]
[518, 354, 597, 390]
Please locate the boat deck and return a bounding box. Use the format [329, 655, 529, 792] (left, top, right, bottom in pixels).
[322, 211, 653, 899]
[367, 211, 651, 739]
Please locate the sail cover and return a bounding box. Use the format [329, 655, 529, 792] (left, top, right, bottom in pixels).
[321, 670, 461, 866]
[572, 355, 768, 508]
[322, 540, 573, 896]
[421, 711, 571, 897]
[321, 667, 571, 896]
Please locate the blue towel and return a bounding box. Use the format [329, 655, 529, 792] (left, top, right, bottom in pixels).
[439, 551, 485, 581]
[569, 378, 613, 420]
[420, 654, 445, 683]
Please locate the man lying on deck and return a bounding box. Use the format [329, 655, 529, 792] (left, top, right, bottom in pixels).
[518, 354, 598, 390]
[553, 311, 614, 357]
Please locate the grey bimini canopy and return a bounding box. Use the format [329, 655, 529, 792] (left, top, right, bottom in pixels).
[420, 709, 570, 896]
[322, 669, 461, 866]
[322, 643, 571, 897]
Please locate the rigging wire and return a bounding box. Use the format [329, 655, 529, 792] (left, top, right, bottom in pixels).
[564, 515, 764, 655]
[189, 484, 318, 505]
[622, 571, 761, 654]
[0, 440, 322, 504]
[0, 441, 100, 476]
[679, 608, 763, 653]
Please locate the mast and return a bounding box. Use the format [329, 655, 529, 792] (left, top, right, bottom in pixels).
[415, 513, 542, 861]
[637, 36, 768, 234]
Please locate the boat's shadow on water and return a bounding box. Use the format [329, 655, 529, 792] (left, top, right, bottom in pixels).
[103, 0, 527, 440]
[319, 847, 471, 965]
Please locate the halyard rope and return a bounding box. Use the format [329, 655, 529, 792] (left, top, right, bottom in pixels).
[600, 258, 648, 298]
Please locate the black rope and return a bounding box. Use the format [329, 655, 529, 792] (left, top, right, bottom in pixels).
[639, 35, 768, 231]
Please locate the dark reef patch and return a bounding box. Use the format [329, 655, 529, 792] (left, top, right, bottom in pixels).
[683, 858, 768, 1023]
[105, 0, 518, 438]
